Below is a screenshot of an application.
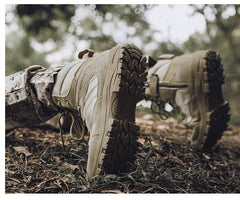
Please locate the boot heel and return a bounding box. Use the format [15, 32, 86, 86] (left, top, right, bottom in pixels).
[102, 118, 140, 173]
[203, 102, 230, 149]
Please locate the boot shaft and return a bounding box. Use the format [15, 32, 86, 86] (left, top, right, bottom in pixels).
[52, 50, 110, 112]
[146, 50, 209, 105]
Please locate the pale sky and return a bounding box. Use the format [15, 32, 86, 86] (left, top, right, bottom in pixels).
[146, 5, 206, 43]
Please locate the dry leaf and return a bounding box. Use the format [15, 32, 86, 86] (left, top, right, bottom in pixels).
[62, 162, 79, 171]
[157, 124, 170, 131]
[101, 190, 124, 193]
[202, 153, 211, 160]
[13, 146, 32, 157]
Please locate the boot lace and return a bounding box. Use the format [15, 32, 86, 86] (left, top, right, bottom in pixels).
[58, 111, 88, 150]
[151, 101, 184, 121]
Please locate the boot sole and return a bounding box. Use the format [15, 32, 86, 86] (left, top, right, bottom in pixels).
[191, 50, 230, 149]
[94, 45, 147, 176]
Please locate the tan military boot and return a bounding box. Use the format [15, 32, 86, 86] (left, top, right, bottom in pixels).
[52, 44, 147, 180]
[145, 50, 230, 149]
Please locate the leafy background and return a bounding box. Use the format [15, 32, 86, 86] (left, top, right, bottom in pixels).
[5, 4, 240, 123]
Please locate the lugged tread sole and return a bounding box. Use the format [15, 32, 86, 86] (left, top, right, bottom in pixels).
[98, 45, 147, 175]
[103, 118, 140, 173]
[191, 50, 230, 149]
[203, 102, 230, 149]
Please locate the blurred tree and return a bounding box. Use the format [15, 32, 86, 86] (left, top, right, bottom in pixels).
[76, 5, 155, 51]
[151, 40, 184, 59]
[5, 5, 76, 75]
[185, 4, 240, 124]
[15, 5, 76, 43]
[5, 30, 48, 75]
[5, 4, 156, 75]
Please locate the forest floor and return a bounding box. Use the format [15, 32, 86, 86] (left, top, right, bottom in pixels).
[5, 112, 240, 193]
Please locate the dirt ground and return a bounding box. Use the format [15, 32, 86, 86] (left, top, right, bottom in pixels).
[5, 114, 240, 193]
